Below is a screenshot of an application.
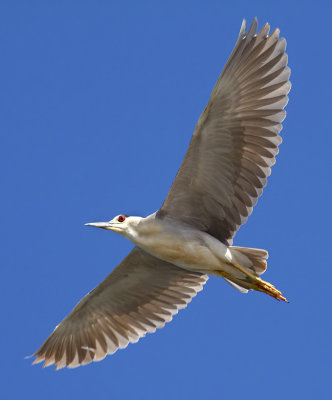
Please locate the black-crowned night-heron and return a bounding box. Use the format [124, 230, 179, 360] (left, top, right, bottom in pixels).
[33, 18, 291, 369]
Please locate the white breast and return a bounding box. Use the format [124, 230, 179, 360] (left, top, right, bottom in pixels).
[131, 220, 233, 273]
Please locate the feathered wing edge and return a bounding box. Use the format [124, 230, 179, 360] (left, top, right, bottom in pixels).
[157, 18, 290, 245]
[32, 248, 208, 370]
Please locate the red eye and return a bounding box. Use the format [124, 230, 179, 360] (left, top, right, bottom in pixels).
[118, 215, 126, 222]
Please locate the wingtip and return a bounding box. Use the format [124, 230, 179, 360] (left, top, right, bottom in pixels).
[247, 17, 258, 38]
[240, 17, 259, 38]
[31, 355, 44, 365]
[240, 19, 247, 36]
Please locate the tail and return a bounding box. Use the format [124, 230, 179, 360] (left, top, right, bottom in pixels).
[219, 246, 269, 293]
[222, 246, 288, 302]
[230, 246, 268, 276]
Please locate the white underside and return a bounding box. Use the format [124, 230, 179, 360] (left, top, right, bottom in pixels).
[131, 227, 252, 281]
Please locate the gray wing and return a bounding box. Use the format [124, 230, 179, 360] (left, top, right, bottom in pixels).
[33, 247, 208, 369]
[157, 19, 291, 245]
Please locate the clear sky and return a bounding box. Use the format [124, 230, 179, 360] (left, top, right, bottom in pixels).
[2, 1, 331, 399]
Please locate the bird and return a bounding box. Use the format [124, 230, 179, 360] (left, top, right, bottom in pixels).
[33, 18, 291, 369]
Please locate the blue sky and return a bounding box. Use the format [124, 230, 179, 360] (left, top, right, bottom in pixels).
[2, 0, 331, 399]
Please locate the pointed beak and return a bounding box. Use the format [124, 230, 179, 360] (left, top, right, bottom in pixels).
[85, 222, 111, 230]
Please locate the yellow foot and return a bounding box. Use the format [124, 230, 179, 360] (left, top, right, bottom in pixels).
[256, 278, 289, 303]
[213, 263, 289, 303]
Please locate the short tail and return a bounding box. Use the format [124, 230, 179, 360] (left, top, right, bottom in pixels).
[222, 246, 287, 302]
[230, 246, 268, 276]
[222, 246, 269, 294]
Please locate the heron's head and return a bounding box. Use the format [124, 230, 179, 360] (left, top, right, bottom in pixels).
[85, 214, 141, 236]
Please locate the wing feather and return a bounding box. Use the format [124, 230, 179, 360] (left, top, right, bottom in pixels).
[157, 18, 291, 244]
[33, 247, 207, 369]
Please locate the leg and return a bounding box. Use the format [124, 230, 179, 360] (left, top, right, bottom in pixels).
[215, 262, 288, 302]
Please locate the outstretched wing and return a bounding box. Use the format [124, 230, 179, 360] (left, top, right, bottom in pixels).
[33, 247, 208, 369]
[157, 19, 291, 245]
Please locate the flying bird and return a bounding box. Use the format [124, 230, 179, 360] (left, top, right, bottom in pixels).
[33, 18, 291, 369]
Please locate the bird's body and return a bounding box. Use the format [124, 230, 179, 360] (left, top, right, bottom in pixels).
[92, 214, 284, 299]
[33, 18, 291, 369]
[118, 214, 232, 273]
